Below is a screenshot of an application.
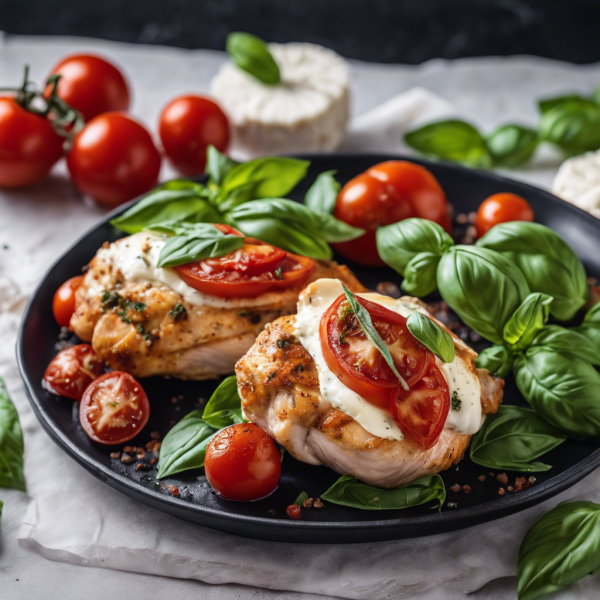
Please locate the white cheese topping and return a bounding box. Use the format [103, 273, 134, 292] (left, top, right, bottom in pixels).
[294, 279, 483, 441]
[553, 150, 600, 219]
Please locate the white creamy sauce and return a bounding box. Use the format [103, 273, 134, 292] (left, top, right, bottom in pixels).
[294, 278, 483, 441]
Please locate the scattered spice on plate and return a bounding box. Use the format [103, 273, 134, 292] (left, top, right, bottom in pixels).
[450, 484, 461, 493]
[303, 498, 314, 508]
[498, 488, 506, 496]
[496, 473, 508, 485]
[478, 475, 486, 482]
[167, 485, 180, 496]
[110, 452, 121, 459]
[120, 453, 134, 464]
[313, 498, 324, 509]
[462, 485, 471, 494]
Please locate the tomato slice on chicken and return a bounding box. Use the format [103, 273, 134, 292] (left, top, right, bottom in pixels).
[390, 357, 450, 449]
[79, 371, 150, 445]
[43, 344, 104, 401]
[320, 294, 429, 408]
[175, 224, 315, 298]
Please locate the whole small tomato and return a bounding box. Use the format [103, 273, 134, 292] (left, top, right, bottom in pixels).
[0, 97, 64, 188]
[67, 112, 161, 207]
[46, 54, 130, 122]
[53, 275, 84, 328]
[475, 192, 534, 238]
[159, 95, 230, 176]
[204, 423, 281, 502]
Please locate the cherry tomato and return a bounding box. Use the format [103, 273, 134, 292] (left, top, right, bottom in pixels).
[175, 225, 315, 297]
[390, 358, 450, 449]
[320, 294, 429, 408]
[205, 423, 281, 502]
[475, 193, 534, 238]
[43, 344, 104, 401]
[80, 371, 150, 445]
[0, 97, 64, 188]
[67, 112, 161, 207]
[159, 95, 230, 176]
[46, 54, 130, 122]
[52, 275, 84, 328]
[332, 173, 415, 266]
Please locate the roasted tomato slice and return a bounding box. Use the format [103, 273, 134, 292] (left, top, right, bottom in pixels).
[43, 344, 104, 401]
[390, 358, 450, 449]
[175, 225, 315, 298]
[79, 371, 150, 445]
[320, 294, 430, 408]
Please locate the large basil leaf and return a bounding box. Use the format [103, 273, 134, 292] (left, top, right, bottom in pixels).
[226, 32, 280, 85]
[157, 410, 216, 478]
[0, 499, 3, 517]
[437, 245, 530, 344]
[517, 501, 600, 600]
[476, 221, 588, 321]
[531, 325, 600, 366]
[486, 124, 538, 168]
[470, 405, 566, 472]
[202, 375, 246, 429]
[538, 94, 597, 115]
[321, 474, 446, 510]
[574, 303, 600, 357]
[514, 346, 600, 439]
[406, 312, 455, 363]
[503, 293, 552, 350]
[304, 170, 340, 215]
[401, 252, 441, 297]
[0, 378, 26, 491]
[205, 145, 239, 186]
[475, 345, 514, 378]
[539, 103, 600, 155]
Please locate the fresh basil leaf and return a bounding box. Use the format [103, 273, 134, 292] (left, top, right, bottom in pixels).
[404, 120, 492, 168]
[514, 346, 600, 440]
[226, 32, 280, 85]
[321, 474, 446, 510]
[202, 375, 245, 429]
[0, 499, 3, 517]
[304, 170, 340, 215]
[594, 85, 600, 107]
[0, 378, 25, 491]
[503, 293, 553, 350]
[342, 285, 409, 391]
[517, 501, 600, 600]
[294, 491, 308, 506]
[401, 252, 441, 297]
[538, 94, 597, 115]
[531, 325, 600, 366]
[574, 303, 600, 359]
[470, 405, 566, 472]
[539, 103, 600, 155]
[486, 124, 538, 167]
[437, 245, 530, 344]
[475, 345, 514, 378]
[477, 221, 588, 321]
[407, 312, 455, 363]
[206, 145, 239, 186]
[157, 410, 216, 478]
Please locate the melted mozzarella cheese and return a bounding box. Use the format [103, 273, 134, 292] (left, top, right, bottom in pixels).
[294, 278, 483, 441]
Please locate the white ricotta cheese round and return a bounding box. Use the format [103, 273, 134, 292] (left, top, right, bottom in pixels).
[553, 150, 600, 219]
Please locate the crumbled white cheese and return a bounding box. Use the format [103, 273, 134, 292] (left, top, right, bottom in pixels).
[553, 150, 600, 219]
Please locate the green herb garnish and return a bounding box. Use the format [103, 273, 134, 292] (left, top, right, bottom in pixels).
[451, 391, 462, 412]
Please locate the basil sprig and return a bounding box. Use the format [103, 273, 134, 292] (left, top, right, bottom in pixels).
[470, 405, 566, 472]
[201, 375, 246, 429]
[486, 124, 539, 168]
[406, 312, 455, 363]
[518, 501, 600, 600]
[226, 32, 280, 85]
[342, 285, 409, 391]
[321, 474, 446, 510]
[475, 345, 514, 378]
[205, 145, 239, 186]
[304, 170, 340, 215]
[574, 302, 600, 358]
[0, 378, 26, 491]
[502, 293, 553, 350]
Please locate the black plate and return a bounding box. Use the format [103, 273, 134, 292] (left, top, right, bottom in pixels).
[17, 154, 600, 543]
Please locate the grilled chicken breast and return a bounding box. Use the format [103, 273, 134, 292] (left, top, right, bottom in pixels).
[70, 234, 366, 380]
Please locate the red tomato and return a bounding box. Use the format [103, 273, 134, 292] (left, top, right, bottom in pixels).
[67, 112, 161, 207]
[43, 344, 104, 401]
[390, 358, 450, 449]
[79, 371, 150, 445]
[0, 97, 64, 187]
[53, 275, 84, 328]
[46, 54, 130, 122]
[320, 294, 429, 408]
[159, 95, 229, 176]
[204, 423, 281, 502]
[474, 193, 535, 238]
[332, 173, 415, 266]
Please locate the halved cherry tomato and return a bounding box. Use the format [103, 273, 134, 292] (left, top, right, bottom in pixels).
[320, 294, 429, 408]
[52, 275, 84, 328]
[390, 358, 450, 449]
[205, 423, 281, 502]
[43, 344, 104, 401]
[79, 371, 150, 445]
[474, 192, 534, 238]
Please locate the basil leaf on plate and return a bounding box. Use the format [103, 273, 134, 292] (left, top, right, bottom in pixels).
[503, 293, 553, 350]
[531, 325, 600, 366]
[304, 170, 340, 215]
[202, 375, 246, 429]
[321, 474, 446, 510]
[517, 501, 600, 600]
[0, 499, 3, 518]
[157, 410, 216, 478]
[294, 491, 308, 506]
[406, 312, 455, 363]
[594, 84, 600, 107]
[469, 405, 566, 472]
[475, 345, 514, 378]
[226, 32, 280, 85]
[404, 120, 492, 168]
[514, 346, 600, 440]
[574, 303, 600, 358]
[486, 124, 538, 167]
[538, 94, 597, 115]
[342, 285, 409, 390]
[437, 245, 530, 345]
[205, 145, 240, 186]
[0, 378, 25, 491]
[477, 221, 588, 322]
[539, 103, 600, 155]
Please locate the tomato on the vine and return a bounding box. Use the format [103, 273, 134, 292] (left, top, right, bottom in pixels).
[53, 275, 84, 328]
[475, 192, 534, 238]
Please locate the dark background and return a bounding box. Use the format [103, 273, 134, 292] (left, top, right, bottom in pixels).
[1, 0, 599, 64]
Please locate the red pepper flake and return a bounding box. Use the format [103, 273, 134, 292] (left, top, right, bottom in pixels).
[313, 498, 324, 508]
[168, 485, 180, 496]
[514, 477, 531, 492]
[450, 484, 461, 493]
[498, 487, 506, 496]
[150, 457, 157, 465]
[477, 475, 486, 482]
[462, 485, 471, 494]
[286, 504, 301, 519]
[150, 431, 161, 440]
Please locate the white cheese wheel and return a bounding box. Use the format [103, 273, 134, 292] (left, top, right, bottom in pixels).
[210, 43, 350, 158]
[553, 150, 600, 219]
